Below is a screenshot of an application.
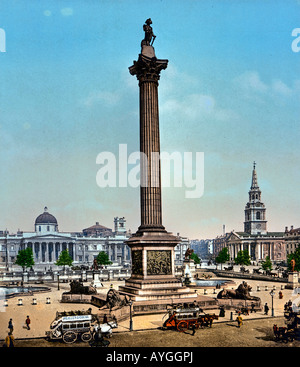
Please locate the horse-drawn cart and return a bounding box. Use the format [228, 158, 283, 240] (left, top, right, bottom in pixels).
[273, 311, 300, 343]
[45, 310, 118, 344]
[46, 313, 94, 344]
[163, 305, 218, 332]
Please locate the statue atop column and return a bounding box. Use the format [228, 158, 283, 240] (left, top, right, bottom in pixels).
[141, 18, 156, 47]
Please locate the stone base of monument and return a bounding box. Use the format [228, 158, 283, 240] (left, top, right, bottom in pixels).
[285, 272, 299, 289]
[119, 229, 198, 303]
[216, 298, 262, 312]
[131, 294, 218, 315]
[183, 259, 196, 276]
[119, 277, 196, 302]
[90, 273, 104, 289]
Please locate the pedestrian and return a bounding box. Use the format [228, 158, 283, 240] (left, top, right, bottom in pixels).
[4, 332, 15, 347]
[8, 318, 13, 334]
[219, 306, 225, 317]
[279, 291, 283, 299]
[103, 314, 108, 324]
[25, 315, 31, 330]
[236, 314, 243, 328]
[191, 323, 196, 336]
[264, 303, 269, 315]
[250, 302, 255, 313]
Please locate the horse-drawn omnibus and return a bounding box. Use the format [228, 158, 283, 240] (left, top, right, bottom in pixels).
[163, 305, 218, 332]
[46, 313, 94, 344]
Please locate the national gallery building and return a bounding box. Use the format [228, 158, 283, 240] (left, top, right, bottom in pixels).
[0, 207, 189, 270]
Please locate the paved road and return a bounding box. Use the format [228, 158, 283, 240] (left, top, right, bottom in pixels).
[8, 316, 299, 348]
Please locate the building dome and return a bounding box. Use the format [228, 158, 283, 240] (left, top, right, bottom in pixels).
[35, 207, 58, 225]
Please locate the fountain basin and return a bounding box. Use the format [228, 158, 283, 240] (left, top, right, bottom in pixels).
[0, 286, 51, 298]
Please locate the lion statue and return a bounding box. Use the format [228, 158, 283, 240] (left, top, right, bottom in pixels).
[217, 281, 259, 301]
[69, 280, 97, 295]
[106, 288, 130, 310]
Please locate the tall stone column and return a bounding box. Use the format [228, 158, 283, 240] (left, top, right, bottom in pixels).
[119, 19, 195, 303]
[129, 52, 167, 232]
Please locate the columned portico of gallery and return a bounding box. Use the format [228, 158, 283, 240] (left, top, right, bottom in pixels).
[256, 242, 276, 262]
[23, 241, 75, 265]
[105, 242, 131, 265]
[228, 242, 258, 262]
[228, 241, 278, 262]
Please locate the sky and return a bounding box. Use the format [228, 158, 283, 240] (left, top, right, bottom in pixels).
[0, 0, 299, 239]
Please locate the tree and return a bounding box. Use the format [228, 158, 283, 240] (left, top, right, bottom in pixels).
[55, 250, 73, 270]
[15, 247, 35, 271]
[287, 246, 300, 271]
[96, 251, 112, 266]
[261, 256, 272, 272]
[190, 252, 201, 264]
[215, 247, 230, 269]
[234, 249, 251, 266]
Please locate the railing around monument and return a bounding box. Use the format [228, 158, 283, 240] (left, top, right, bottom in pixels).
[0, 268, 131, 284]
[214, 269, 288, 283]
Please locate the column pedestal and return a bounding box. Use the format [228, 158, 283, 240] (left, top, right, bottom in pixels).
[119, 230, 195, 301]
[286, 272, 299, 289]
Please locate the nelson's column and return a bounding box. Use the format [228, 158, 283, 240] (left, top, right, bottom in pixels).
[119, 19, 196, 304]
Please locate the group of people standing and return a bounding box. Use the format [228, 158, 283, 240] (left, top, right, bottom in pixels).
[3, 316, 31, 348]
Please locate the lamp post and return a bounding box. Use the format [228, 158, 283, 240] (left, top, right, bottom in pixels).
[128, 299, 133, 331]
[270, 290, 275, 316]
[57, 272, 60, 291]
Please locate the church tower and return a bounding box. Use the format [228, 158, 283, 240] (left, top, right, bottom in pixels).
[244, 162, 267, 235]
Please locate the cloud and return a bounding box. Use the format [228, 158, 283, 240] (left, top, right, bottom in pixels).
[161, 93, 237, 123]
[233, 71, 299, 100]
[234, 71, 268, 94]
[60, 8, 73, 16]
[271, 79, 292, 96]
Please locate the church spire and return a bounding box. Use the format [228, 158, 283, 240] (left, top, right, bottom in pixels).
[244, 162, 267, 235]
[251, 161, 259, 189]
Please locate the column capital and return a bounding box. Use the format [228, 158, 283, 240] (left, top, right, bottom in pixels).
[129, 53, 168, 84]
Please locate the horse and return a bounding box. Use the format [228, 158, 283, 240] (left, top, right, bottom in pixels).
[93, 320, 118, 338]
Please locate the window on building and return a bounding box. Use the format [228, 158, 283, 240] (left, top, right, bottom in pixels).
[256, 212, 261, 220]
[47, 226, 50, 231]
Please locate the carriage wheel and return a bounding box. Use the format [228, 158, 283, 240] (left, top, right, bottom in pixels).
[177, 321, 189, 332]
[194, 322, 200, 329]
[81, 332, 92, 342]
[63, 331, 77, 344]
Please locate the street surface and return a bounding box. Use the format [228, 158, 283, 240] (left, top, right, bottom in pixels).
[1, 272, 299, 349]
[7, 317, 298, 347]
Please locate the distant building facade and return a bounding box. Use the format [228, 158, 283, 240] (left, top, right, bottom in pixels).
[213, 163, 286, 263]
[0, 207, 189, 270]
[191, 239, 213, 259]
[285, 226, 300, 257]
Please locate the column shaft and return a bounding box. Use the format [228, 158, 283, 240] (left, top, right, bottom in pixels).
[139, 80, 162, 229]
